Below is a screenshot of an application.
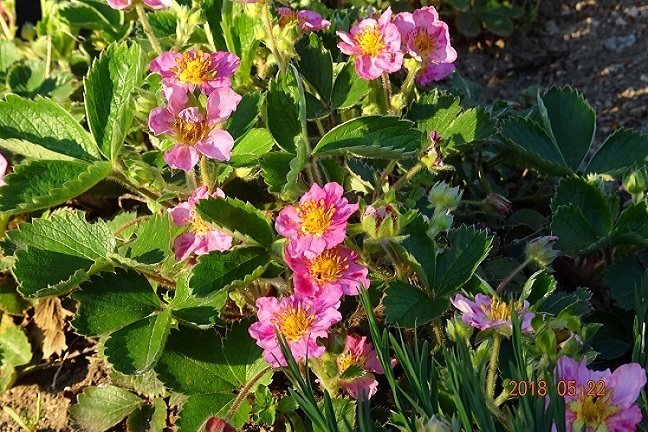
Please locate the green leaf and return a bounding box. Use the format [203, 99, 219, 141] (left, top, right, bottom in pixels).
[539, 87, 595, 171]
[147, 11, 178, 39]
[266, 69, 302, 152]
[612, 201, 648, 246]
[0, 41, 22, 75]
[72, 269, 161, 336]
[260, 152, 298, 198]
[0, 160, 112, 215]
[313, 398, 355, 432]
[169, 271, 226, 329]
[604, 255, 644, 311]
[155, 320, 272, 431]
[482, 12, 514, 36]
[10, 210, 116, 297]
[331, 62, 370, 110]
[204, 0, 228, 51]
[85, 42, 144, 161]
[128, 213, 172, 264]
[0, 94, 99, 161]
[306, 91, 329, 120]
[520, 271, 556, 307]
[296, 34, 333, 102]
[0, 324, 32, 366]
[0, 278, 32, 316]
[228, 128, 275, 168]
[231, 12, 259, 88]
[70, 385, 143, 432]
[551, 177, 614, 237]
[126, 397, 167, 432]
[58, 0, 127, 38]
[195, 197, 274, 247]
[551, 205, 604, 256]
[223, 91, 264, 141]
[443, 108, 496, 148]
[383, 281, 450, 328]
[338, 364, 364, 380]
[456, 12, 482, 37]
[189, 246, 270, 297]
[586, 128, 648, 176]
[312, 115, 422, 159]
[105, 309, 172, 374]
[540, 287, 591, 316]
[445, 0, 469, 11]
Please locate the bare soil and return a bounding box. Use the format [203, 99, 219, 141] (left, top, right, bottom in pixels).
[1, 0, 647, 430]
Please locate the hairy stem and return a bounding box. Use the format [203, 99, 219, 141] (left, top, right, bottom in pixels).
[486, 333, 502, 398]
[381, 71, 394, 115]
[199, 156, 211, 190]
[113, 215, 151, 237]
[496, 258, 531, 294]
[391, 162, 424, 192]
[225, 366, 273, 421]
[262, 1, 286, 74]
[372, 160, 396, 201]
[136, 4, 162, 55]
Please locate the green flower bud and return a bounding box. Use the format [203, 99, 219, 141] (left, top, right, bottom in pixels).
[525, 236, 560, 267]
[482, 193, 512, 216]
[253, 24, 267, 41]
[362, 204, 402, 239]
[428, 182, 462, 213]
[427, 213, 453, 239]
[390, 93, 405, 110]
[362, 103, 381, 115]
[417, 416, 452, 432]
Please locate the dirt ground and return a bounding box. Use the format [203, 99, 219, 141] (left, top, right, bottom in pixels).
[1, 0, 647, 430]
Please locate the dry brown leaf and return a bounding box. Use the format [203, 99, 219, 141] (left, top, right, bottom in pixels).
[32, 297, 73, 359]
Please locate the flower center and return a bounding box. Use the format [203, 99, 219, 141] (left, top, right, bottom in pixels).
[337, 352, 366, 374]
[174, 116, 209, 145]
[355, 25, 385, 57]
[412, 29, 436, 57]
[298, 199, 336, 236]
[279, 10, 299, 27]
[309, 249, 349, 283]
[188, 208, 211, 236]
[171, 51, 217, 85]
[570, 395, 620, 429]
[481, 298, 515, 322]
[274, 303, 314, 342]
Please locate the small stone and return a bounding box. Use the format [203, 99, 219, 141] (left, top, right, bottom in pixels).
[545, 20, 560, 34]
[615, 16, 628, 27]
[640, 74, 648, 83]
[626, 6, 639, 18]
[603, 34, 637, 53]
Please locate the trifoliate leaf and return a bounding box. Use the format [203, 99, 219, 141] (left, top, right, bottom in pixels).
[70, 385, 142, 432]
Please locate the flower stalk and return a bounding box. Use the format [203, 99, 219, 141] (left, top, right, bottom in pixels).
[136, 3, 162, 55]
[486, 333, 502, 398]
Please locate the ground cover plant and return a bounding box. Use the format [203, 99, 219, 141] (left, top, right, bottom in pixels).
[0, 0, 648, 431]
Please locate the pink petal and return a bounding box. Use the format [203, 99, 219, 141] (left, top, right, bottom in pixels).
[143, 0, 172, 8]
[378, 7, 393, 28]
[168, 202, 193, 227]
[148, 107, 175, 136]
[195, 129, 234, 161]
[164, 144, 200, 171]
[163, 84, 189, 114]
[194, 230, 233, 255]
[107, 0, 132, 9]
[607, 363, 647, 408]
[174, 232, 199, 261]
[206, 87, 242, 125]
[355, 55, 383, 80]
[150, 52, 181, 75]
[0, 154, 7, 186]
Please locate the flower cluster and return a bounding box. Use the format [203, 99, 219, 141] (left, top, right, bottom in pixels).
[450, 293, 535, 337]
[249, 182, 381, 398]
[336, 6, 456, 84]
[107, 0, 171, 10]
[553, 356, 646, 431]
[168, 186, 233, 261]
[148, 50, 241, 171]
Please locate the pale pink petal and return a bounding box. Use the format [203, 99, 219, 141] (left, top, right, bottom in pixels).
[206, 87, 242, 125]
[164, 144, 200, 171]
[150, 52, 182, 75]
[341, 376, 378, 399]
[377, 7, 393, 28]
[148, 107, 175, 136]
[355, 55, 383, 80]
[195, 129, 234, 161]
[194, 230, 233, 255]
[168, 202, 193, 227]
[0, 154, 8, 186]
[163, 84, 189, 114]
[143, 0, 172, 8]
[607, 363, 646, 408]
[174, 232, 200, 261]
[607, 405, 643, 431]
[107, 0, 132, 9]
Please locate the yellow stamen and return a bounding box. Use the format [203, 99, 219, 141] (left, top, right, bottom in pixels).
[480, 298, 524, 322]
[279, 10, 299, 27]
[298, 199, 336, 236]
[171, 51, 217, 85]
[189, 209, 211, 236]
[309, 249, 348, 283]
[354, 25, 385, 57]
[569, 394, 620, 430]
[412, 29, 436, 57]
[173, 116, 209, 145]
[337, 351, 366, 374]
[274, 303, 314, 342]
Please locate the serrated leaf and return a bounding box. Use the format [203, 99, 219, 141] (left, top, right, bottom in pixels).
[313, 398, 355, 432]
[110, 368, 166, 399]
[169, 271, 226, 329]
[551, 177, 614, 237]
[383, 281, 450, 328]
[126, 397, 167, 432]
[156, 320, 272, 431]
[70, 385, 143, 432]
[551, 204, 605, 256]
[0, 278, 32, 315]
[195, 197, 274, 247]
[408, 90, 463, 135]
[612, 201, 648, 247]
[540, 287, 591, 316]
[312, 115, 422, 159]
[604, 255, 644, 311]
[331, 62, 370, 110]
[444, 107, 496, 148]
[260, 152, 299, 199]
[189, 246, 270, 297]
[339, 364, 364, 380]
[482, 11, 514, 36]
[228, 128, 275, 168]
[204, 0, 228, 51]
[266, 65, 301, 153]
[105, 309, 172, 374]
[0, 323, 32, 366]
[0, 94, 99, 161]
[0, 40, 22, 75]
[520, 271, 556, 307]
[59, 0, 127, 38]
[72, 269, 161, 336]
[586, 128, 648, 176]
[0, 160, 112, 215]
[296, 33, 333, 102]
[223, 91, 263, 141]
[128, 213, 172, 264]
[85, 42, 144, 161]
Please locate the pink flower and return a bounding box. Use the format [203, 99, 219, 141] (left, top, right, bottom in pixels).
[285, 243, 369, 298]
[107, 0, 171, 10]
[553, 356, 646, 432]
[150, 50, 240, 95]
[416, 62, 455, 85]
[168, 186, 233, 261]
[450, 294, 534, 337]
[394, 7, 457, 64]
[336, 8, 404, 80]
[277, 8, 331, 32]
[337, 335, 384, 399]
[149, 86, 241, 171]
[275, 182, 358, 259]
[249, 292, 342, 367]
[0, 154, 7, 186]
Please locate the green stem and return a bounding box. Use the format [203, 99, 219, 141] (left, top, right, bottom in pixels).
[496, 258, 532, 294]
[262, 0, 286, 74]
[0, 213, 10, 239]
[372, 160, 396, 201]
[186, 169, 197, 191]
[113, 215, 151, 237]
[381, 239, 406, 280]
[381, 72, 393, 115]
[486, 333, 502, 398]
[225, 366, 273, 421]
[112, 172, 172, 209]
[199, 156, 211, 190]
[391, 162, 424, 192]
[136, 3, 162, 55]
[395, 62, 421, 115]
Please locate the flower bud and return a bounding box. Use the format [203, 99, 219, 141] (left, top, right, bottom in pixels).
[428, 182, 462, 214]
[362, 204, 401, 239]
[417, 416, 452, 432]
[427, 213, 453, 239]
[244, 2, 265, 17]
[624, 167, 648, 200]
[390, 93, 405, 110]
[362, 103, 381, 115]
[482, 193, 512, 216]
[253, 24, 267, 41]
[205, 417, 236, 432]
[525, 236, 559, 267]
